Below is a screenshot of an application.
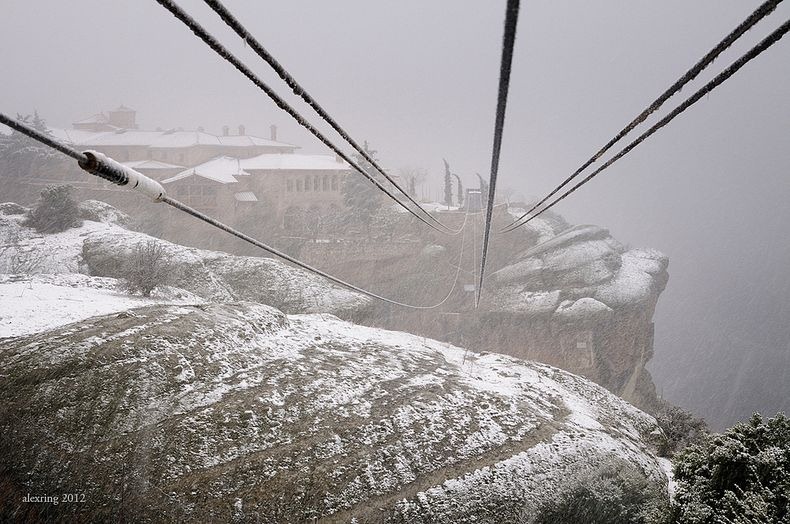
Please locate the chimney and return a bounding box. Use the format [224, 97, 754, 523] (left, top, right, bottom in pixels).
[238, 124, 246, 136]
[270, 124, 277, 141]
[222, 125, 229, 136]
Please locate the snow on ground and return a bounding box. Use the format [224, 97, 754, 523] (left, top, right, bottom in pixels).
[0, 273, 202, 338]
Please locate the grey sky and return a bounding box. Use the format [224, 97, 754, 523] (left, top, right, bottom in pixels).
[2, 0, 789, 427]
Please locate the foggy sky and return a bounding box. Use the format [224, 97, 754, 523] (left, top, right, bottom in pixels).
[2, 0, 789, 428]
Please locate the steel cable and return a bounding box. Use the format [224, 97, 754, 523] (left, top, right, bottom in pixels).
[502, 0, 784, 233]
[477, 0, 521, 306]
[514, 18, 790, 227]
[153, 0, 447, 234]
[201, 0, 450, 233]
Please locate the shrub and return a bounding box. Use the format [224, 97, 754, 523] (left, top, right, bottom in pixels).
[654, 400, 708, 457]
[120, 241, 174, 297]
[25, 185, 81, 233]
[671, 412, 790, 523]
[531, 457, 670, 524]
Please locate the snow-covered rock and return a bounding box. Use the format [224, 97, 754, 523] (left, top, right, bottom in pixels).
[489, 224, 667, 315]
[0, 301, 668, 523]
[0, 208, 370, 317]
[0, 273, 203, 338]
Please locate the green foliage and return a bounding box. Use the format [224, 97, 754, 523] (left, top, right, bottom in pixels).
[24, 185, 81, 233]
[654, 400, 708, 457]
[671, 412, 790, 523]
[121, 241, 175, 297]
[531, 457, 670, 524]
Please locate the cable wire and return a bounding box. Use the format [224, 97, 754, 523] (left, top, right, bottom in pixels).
[502, 0, 784, 233]
[0, 112, 473, 309]
[201, 0, 449, 233]
[515, 17, 790, 226]
[153, 0, 448, 234]
[477, 0, 521, 306]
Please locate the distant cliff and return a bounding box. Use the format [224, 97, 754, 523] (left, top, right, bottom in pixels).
[294, 206, 669, 412]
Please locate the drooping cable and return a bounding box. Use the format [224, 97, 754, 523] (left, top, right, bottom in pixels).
[0, 112, 472, 309]
[201, 0, 449, 233]
[514, 18, 790, 226]
[502, 0, 784, 233]
[476, 0, 521, 307]
[153, 0, 447, 233]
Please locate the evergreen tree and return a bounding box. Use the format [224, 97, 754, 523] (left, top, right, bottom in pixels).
[476, 173, 489, 209]
[0, 111, 60, 202]
[453, 173, 464, 207]
[24, 185, 81, 233]
[671, 412, 790, 523]
[342, 141, 383, 236]
[442, 158, 453, 206]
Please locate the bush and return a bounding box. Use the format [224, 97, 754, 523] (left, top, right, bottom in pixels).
[531, 457, 670, 524]
[120, 241, 174, 297]
[654, 400, 708, 457]
[25, 185, 81, 233]
[671, 412, 790, 523]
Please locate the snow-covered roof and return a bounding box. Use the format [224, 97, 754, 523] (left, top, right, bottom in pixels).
[234, 191, 258, 202]
[241, 153, 349, 171]
[162, 153, 349, 186]
[122, 160, 184, 170]
[162, 156, 250, 184]
[48, 128, 297, 150]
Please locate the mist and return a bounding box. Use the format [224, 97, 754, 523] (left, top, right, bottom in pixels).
[2, 0, 788, 430]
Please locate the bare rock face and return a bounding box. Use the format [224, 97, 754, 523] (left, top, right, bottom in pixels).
[0, 302, 667, 523]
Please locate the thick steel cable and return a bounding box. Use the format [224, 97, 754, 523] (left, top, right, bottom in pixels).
[476, 0, 520, 307]
[516, 18, 790, 227]
[201, 0, 449, 233]
[0, 112, 473, 309]
[153, 0, 447, 234]
[502, 0, 784, 233]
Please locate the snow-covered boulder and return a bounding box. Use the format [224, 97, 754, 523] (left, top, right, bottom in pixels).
[489, 224, 667, 315]
[0, 301, 668, 523]
[0, 208, 371, 317]
[77, 199, 132, 226]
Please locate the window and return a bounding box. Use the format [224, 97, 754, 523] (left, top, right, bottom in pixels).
[323, 175, 329, 191]
[287, 179, 293, 192]
[304, 175, 311, 191]
[297, 180, 303, 192]
[313, 176, 320, 191]
[331, 175, 338, 191]
[178, 153, 185, 163]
